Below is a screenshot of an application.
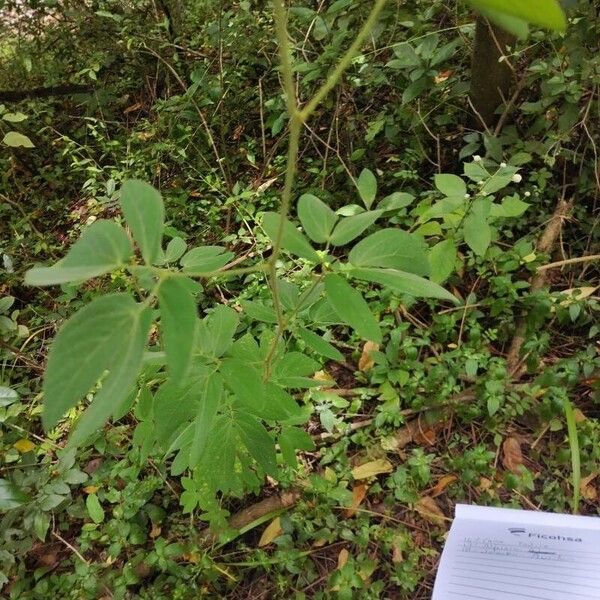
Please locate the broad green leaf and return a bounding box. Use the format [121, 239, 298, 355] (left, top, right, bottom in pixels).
[86, 493, 104, 524]
[0, 386, 18, 407]
[165, 236, 187, 262]
[220, 358, 266, 414]
[490, 195, 530, 218]
[278, 279, 300, 311]
[378, 192, 414, 212]
[180, 246, 234, 275]
[3, 131, 34, 148]
[262, 384, 305, 422]
[68, 304, 152, 446]
[43, 294, 150, 430]
[349, 267, 458, 303]
[324, 274, 381, 343]
[198, 305, 239, 357]
[278, 426, 315, 468]
[0, 295, 14, 313]
[467, 0, 566, 30]
[154, 369, 207, 448]
[479, 8, 529, 39]
[357, 168, 377, 209]
[189, 372, 222, 467]
[2, 112, 27, 123]
[240, 300, 278, 323]
[275, 352, 320, 381]
[429, 239, 457, 284]
[158, 276, 198, 381]
[0, 478, 29, 510]
[348, 229, 430, 275]
[464, 202, 492, 256]
[434, 174, 466, 197]
[297, 193, 338, 243]
[329, 210, 383, 246]
[200, 415, 238, 493]
[120, 180, 165, 265]
[297, 327, 344, 362]
[262, 212, 320, 262]
[235, 413, 277, 476]
[419, 196, 464, 223]
[25, 220, 132, 286]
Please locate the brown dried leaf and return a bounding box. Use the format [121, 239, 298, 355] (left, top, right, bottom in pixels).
[415, 496, 446, 525]
[337, 548, 349, 570]
[344, 484, 369, 518]
[83, 485, 99, 495]
[430, 475, 458, 498]
[358, 341, 379, 372]
[413, 428, 436, 446]
[434, 69, 453, 84]
[580, 473, 598, 501]
[149, 524, 161, 539]
[352, 459, 393, 480]
[502, 437, 524, 474]
[391, 537, 403, 563]
[258, 517, 283, 547]
[124, 102, 143, 114]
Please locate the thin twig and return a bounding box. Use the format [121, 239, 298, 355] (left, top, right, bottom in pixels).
[537, 254, 600, 272]
[52, 531, 89, 565]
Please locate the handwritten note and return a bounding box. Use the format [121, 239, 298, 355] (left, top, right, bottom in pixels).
[433, 504, 600, 600]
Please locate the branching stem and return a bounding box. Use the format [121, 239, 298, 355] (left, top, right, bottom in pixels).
[264, 0, 387, 375]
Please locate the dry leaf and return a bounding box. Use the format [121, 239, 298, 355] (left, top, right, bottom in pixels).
[149, 524, 162, 539]
[337, 548, 349, 570]
[574, 408, 586, 423]
[434, 69, 453, 84]
[358, 341, 379, 372]
[182, 552, 200, 564]
[137, 131, 155, 141]
[559, 286, 597, 307]
[391, 537, 403, 563]
[502, 437, 524, 474]
[13, 439, 35, 453]
[477, 477, 493, 492]
[123, 102, 143, 114]
[83, 485, 99, 494]
[352, 459, 393, 480]
[312, 538, 327, 548]
[344, 484, 368, 518]
[430, 475, 458, 498]
[580, 473, 598, 501]
[313, 370, 335, 384]
[415, 496, 446, 525]
[413, 428, 436, 446]
[258, 517, 283, 547]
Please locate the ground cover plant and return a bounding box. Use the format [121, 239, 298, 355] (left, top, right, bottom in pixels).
[0, 0, 599, 597]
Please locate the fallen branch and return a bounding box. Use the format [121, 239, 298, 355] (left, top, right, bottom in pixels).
[506, 198, 572, 375]
[0, 84, 94, 102]
[537, 254, 600, 272]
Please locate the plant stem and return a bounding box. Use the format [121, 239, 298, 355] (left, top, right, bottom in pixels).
[299, 0, 387, 120]
[564, 398, 581, 514]
[265, 0, 387, 375]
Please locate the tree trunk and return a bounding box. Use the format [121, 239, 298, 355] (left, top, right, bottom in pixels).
[469, 17, 516, 130]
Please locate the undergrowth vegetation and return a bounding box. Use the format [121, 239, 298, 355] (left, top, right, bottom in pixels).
[0, 0, 599, 598]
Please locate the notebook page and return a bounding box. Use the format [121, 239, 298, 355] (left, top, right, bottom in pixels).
[432, 504, 600, 600]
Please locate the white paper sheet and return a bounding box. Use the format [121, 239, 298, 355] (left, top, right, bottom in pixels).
[432, 504, 600, 600]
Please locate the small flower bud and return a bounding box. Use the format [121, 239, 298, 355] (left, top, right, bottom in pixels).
[512, 174, 523, 183]
[473, 155, 482, 162]
[500, 162, 507, 168]
[524, 191, 531, 197]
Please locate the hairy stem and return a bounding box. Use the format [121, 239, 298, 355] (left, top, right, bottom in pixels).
[265, 0, 387, 375]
